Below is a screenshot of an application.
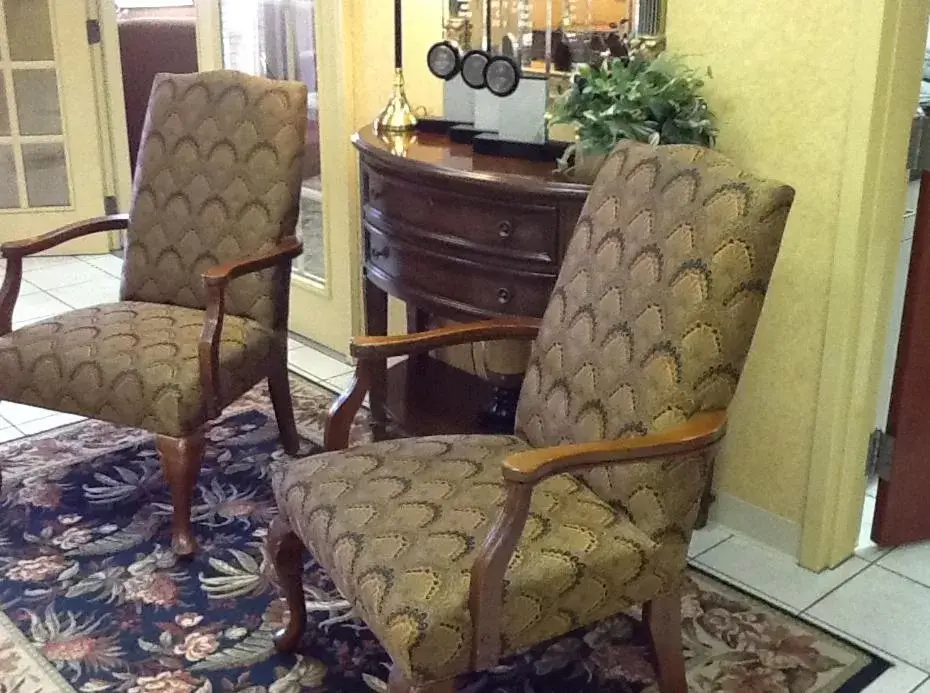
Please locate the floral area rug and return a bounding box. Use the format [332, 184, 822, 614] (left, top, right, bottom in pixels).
[0, 376, 889, 693]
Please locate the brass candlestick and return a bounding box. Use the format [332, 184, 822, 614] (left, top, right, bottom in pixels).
[376, 0, 417, 133]
[375, 69, 418, 133]
[379, 128, 418, 157]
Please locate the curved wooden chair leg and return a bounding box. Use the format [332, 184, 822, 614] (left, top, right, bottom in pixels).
[268, 515, 306, 652]
[156, 431, 204, 557]
[388, 668, 455, 693]
[268, 351, 300, 455]
[644, 590, 688, 693]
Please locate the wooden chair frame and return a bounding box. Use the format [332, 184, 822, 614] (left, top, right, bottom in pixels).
[270, 318, 725, 693]
[0, 214, 304, 555]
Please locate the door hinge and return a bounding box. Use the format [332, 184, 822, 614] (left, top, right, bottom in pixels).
[103, 195, 118, 215]
[86, 19, 101, 45]
[866, 428, 895, 481]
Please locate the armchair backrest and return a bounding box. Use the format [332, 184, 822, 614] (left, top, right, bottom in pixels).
[515, 141, 794, 532]
[121, 70, 308, 329]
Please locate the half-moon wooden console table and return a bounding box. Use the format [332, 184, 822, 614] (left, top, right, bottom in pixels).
[352, 125, 590, 438]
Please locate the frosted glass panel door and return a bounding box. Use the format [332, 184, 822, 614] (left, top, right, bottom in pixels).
[0, 0, 107, 250]
[0, 0, 69, 209]
[201, 0, 356, 354]
[219, 0, 325, 283]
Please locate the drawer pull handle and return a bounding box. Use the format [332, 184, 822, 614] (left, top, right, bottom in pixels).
[371, 247, 391, 260]
[497, 220, 513, 239]
[497, 288, 512, 305]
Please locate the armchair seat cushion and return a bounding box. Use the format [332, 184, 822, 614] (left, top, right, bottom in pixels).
[0, 301, 274, 437]
[272, 435, 687, 684]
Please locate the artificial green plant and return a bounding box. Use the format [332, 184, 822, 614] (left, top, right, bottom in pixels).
[548, 52, 717, 174]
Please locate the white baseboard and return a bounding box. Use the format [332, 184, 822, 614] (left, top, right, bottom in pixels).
[710, 491, 802, 557]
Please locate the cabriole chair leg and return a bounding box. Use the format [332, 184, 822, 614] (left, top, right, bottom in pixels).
[644, 590, 688, 693]
[156, 430, 204, 556]
[268, 515, 307, 652]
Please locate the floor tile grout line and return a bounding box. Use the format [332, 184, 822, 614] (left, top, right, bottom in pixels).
[798, 558, 871, 615]
[687, 532, 734, 560]
[858, 543, 894, 565]
[287, 364, 342, 394]
[865, 561, 930, 592]
[908, 675, 930, 693]
[692, 533, 874, 615]
[78, 255, 122, 276]
[323, 370, 355, 382]
[689, 558, 799, 614]
[289, 344, 353, 368]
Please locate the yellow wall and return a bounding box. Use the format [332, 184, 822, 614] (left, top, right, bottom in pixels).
[666, 0, 925, 560]
[353, 1, 443, 124]
[338, 0, 925, 564]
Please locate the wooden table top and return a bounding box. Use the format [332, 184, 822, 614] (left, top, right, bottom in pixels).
[352, 125, 589, 199]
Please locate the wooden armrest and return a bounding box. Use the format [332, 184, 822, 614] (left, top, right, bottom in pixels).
[201, 236, 303, 288]
[350, 317, 541, 359]
[502, 411, 727, 484]
[1, 215, 129, 259]
[468, 409, 727, 670]
[323, 361, 373, 451]
[0, 215, 128, 334]
[198, 236, 302, 418]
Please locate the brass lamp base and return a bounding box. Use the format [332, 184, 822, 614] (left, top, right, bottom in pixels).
[379, 130, 418, 158]
[376, 69, 418, 133]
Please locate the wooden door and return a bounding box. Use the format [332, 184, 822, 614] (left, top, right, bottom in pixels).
[874, 169, 930, 544]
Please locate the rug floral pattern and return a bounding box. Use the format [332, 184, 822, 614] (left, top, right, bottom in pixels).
[0, 377, 884, 693]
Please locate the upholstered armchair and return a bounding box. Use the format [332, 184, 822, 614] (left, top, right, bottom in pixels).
[269, 141, 795, 693]
[0, 70, 308, 556]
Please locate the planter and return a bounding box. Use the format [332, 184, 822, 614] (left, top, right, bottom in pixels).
[571, 149, 608, 183]
[556, 142, 609, 184]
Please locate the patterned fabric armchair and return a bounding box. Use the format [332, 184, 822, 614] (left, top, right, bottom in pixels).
[0, 70, 308, 556]
[270, 141, 795, 693]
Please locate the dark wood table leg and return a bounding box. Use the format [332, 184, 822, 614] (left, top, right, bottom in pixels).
[364, 275, 389, 440]
[478, 371, 523, 434]
[405, 304, 431, 373]
[405, 304, 430, 334]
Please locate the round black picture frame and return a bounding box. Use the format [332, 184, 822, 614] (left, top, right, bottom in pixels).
[426, 40, 462, 81]
[484, 55, 521, 98]
[461, 49, 490, 90]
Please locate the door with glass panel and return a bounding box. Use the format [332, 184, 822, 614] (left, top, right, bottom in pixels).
[203, 0, 358, 354]
[0, 0, 108, 251]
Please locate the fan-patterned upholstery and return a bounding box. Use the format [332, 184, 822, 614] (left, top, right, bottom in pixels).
[516, 142, 794, 541]
[122, 70, 307, 329]
[273, 434, 685, 683]
[273, 140, 794, 686]
[0, 70, 307, 437]
[0, 303, 273, 437]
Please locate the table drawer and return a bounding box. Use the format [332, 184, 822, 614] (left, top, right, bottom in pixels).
[364, 171, 559, 265]
[366, 225, 555, 318]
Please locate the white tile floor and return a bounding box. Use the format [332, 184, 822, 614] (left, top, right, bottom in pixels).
[688, 483, 930, 691]
[3, 254, 930, 691]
